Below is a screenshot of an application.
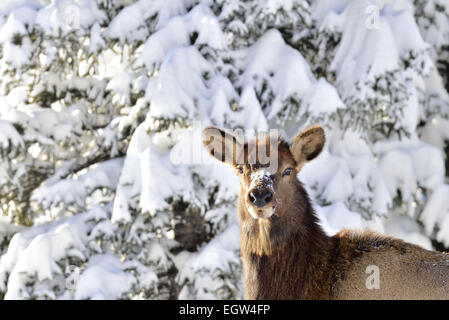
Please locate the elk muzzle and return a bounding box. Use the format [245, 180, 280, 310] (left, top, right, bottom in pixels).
[249, 189, 273, 208]
[246, 170, 276, 219]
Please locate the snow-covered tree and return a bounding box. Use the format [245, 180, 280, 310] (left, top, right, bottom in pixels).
[0, 0, 448, 300]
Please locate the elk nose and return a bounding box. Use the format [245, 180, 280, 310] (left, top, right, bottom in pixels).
[249, 190, 273, 208]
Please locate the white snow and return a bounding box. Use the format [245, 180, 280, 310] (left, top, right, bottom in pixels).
[36, 0, 106, 36]
[32, 158, 124, 209]
[420, 185, 449, 237]
[374, 137, 445, 193]
[193, 223, 240, 273]
[0, 0, 448, 301]
[74, 254, 135, 300]
[104, 1, 149, 43]
[0, 119, 24, 149]
[112, 124, 150, 223]
[0, 206, 111, 299]
[316, 202, 363, 235]
[145, 46, 211, 120]
[107, 70, 132, 105]
[139, 145, 194, 215]
[0, 13, 27, 42]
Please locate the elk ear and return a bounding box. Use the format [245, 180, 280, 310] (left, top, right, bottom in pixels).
[290, 125, 325, 170]
[203, 126, 243, 166]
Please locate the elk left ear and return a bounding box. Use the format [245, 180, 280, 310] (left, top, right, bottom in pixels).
[203, 126, 244, 166]
[290, 125, 325, 169]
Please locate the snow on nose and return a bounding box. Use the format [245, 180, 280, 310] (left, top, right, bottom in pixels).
[249, 170, 274, 203]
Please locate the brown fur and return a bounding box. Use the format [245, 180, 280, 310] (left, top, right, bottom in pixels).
[203, 126, 449, 300]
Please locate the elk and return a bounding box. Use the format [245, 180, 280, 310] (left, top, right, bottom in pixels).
[203, 125, 449, 300]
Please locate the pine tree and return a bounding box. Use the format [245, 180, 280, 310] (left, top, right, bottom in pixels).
[0, 0, 448, 300]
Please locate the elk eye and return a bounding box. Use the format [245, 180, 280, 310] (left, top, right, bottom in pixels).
[282, 168, 293, 177]
[236, 166, 244, 175]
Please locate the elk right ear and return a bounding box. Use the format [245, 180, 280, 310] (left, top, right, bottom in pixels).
[203, 127, 243, 166]
[290, 125, 325, 170]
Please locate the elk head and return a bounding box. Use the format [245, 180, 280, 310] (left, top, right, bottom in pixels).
[203, 125, 325, 222]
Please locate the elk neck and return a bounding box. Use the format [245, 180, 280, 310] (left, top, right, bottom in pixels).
[237, 179, 337, 299]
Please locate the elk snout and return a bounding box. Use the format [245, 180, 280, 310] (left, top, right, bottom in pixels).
[248, 188, 273, 208]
